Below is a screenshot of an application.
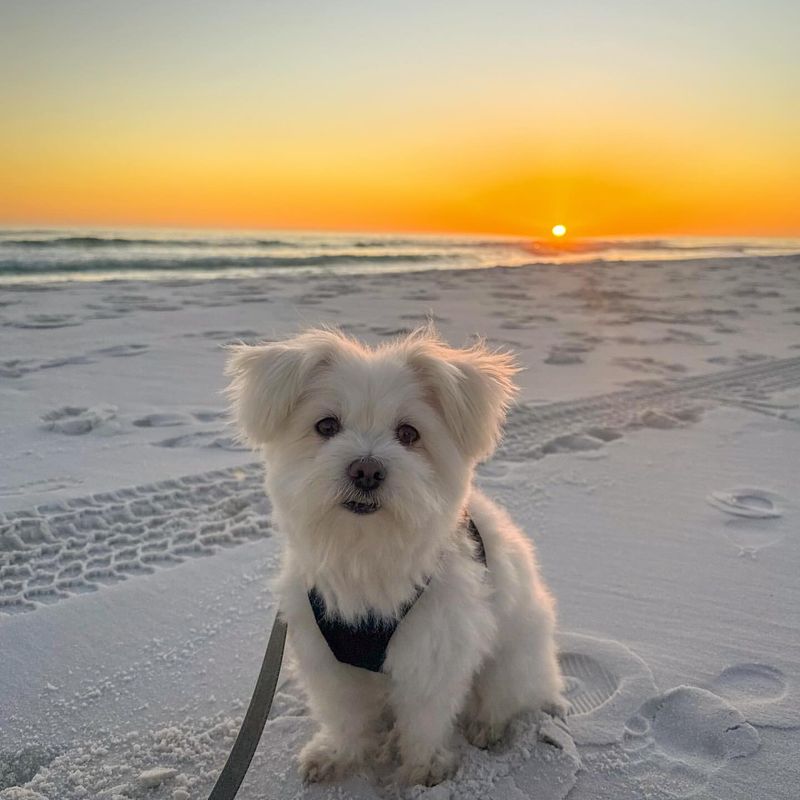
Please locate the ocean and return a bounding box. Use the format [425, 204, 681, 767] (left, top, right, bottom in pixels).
[2, 228, 799, 283]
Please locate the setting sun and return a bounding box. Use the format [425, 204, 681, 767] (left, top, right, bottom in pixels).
[552, 224, 567, 237]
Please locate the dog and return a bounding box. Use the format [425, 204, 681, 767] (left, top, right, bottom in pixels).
[226, 327, 565, 786]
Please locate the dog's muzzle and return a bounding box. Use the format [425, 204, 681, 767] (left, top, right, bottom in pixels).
[342, 498, 381, 515]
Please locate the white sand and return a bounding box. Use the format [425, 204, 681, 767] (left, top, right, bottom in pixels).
[1, 255, 799, 799]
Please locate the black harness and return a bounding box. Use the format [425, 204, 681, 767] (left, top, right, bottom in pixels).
[308, 519, 487, 673]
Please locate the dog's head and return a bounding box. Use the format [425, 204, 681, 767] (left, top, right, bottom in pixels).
[226, 327, 517, 534]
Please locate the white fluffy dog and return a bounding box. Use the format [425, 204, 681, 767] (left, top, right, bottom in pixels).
[226, 327, 564, 786]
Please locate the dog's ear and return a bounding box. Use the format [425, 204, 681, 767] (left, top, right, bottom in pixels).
[405, 335, 518, 461]
[225, 331, 341, 445]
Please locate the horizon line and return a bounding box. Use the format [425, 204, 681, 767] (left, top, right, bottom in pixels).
[2, 220, 800, 241]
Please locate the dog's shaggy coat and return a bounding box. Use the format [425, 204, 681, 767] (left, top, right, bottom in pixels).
[227, 328, 565, 786]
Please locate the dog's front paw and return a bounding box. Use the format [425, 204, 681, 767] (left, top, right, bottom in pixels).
[541, 696, 570, 722]
[463, 718, 507, 749]
[372, 726, 399, 766]
[395, 748, 458, 786]
[298, 735, 355, 783]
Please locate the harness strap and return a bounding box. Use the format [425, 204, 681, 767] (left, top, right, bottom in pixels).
[467, 518, 487, 566]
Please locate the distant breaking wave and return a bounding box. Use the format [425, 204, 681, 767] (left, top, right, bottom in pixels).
[2, 234, 513, 250]
[522, 239, 750, 256]
[2, 236, 298, 249]
[0, 252, 446, 275]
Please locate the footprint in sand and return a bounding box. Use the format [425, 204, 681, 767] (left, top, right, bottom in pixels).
[545, 348, 585, 365]
[192, 409, 228, 422]
[0, 476, 83, 497]
[614, 356, 689, 376]
[561, 652, 620, 715]
[556, 632, 658, 745]
[622, 686, 760, 798]
[706, 487, 783, 519]
[541, 432, 609, 455]
[133, 412, 188, 428]
[41, 405, 118, 435]
[706, 487, 789, 556]
[545, 336, 598, 366]
[2, 355, 94, 377]
[187, 329, 262, 342]
[94, 343, 149, 357]
[708, 663, 798, 728]
[637, 408, 702, 430]
[8, 313, 81, 329]
[368, 325, 414, 338]
[0, 358, 35, 378]
[153, 430, 246, 451]
[711, 664, 786, 705]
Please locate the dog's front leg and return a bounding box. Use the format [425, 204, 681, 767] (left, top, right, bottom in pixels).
[296, 656, 385, 783]
[387, 671, 471, 785]
[385, 581, 494, 786]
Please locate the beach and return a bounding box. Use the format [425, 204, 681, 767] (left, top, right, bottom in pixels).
[2, 247, 800, 799]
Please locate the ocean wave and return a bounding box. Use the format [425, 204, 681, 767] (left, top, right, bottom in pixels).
[0, 234, 517, 251]
[525, 239, 659, 256]
[350, 238, 516, 249]
[1, 233, 793, 257]
[522, 238, 751, 257]
[1, 236, 299, 249]
[0, 251, 445, 275]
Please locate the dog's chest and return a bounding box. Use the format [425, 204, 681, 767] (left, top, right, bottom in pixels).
[308, 520, 486, 673]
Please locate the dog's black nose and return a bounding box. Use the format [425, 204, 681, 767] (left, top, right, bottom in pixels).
[347, 457, 386, 491]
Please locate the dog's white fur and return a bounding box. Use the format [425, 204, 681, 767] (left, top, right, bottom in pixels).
[226, 327, 564, 786]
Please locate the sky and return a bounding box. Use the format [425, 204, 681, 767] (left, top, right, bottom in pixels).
[1, 0, 798, 237]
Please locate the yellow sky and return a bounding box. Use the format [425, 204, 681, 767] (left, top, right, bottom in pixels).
[1, 1, 798, 237]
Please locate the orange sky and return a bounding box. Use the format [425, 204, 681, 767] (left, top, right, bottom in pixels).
[1, 1, 799, 237]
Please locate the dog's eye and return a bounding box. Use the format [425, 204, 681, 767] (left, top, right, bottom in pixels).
[396, 424, 419, 447]
[315, 417, 341, 438]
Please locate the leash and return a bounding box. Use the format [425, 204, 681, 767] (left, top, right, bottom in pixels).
[208, 613, 287, 800]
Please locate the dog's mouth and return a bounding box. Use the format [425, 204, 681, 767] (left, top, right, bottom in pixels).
[342, 499, 381, 515]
